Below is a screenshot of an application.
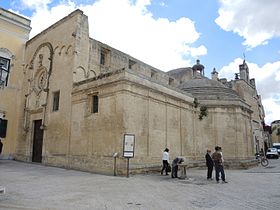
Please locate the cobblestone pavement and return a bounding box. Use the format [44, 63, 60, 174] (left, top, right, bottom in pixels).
[0, 159, 280, 210]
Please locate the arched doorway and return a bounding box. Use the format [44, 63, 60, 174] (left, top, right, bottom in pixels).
[32, 120, 44, 163]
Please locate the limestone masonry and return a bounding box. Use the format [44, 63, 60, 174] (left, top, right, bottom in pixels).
[0, 9, 269, 175]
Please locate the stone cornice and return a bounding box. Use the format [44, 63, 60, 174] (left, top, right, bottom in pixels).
[0, 8, 31, 30]
[72, 68, 194, 105]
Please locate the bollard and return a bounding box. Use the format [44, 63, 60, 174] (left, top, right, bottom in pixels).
[113, 152, 118, 176]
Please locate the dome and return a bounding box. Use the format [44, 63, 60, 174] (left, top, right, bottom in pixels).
[179, 77, 226, 89]
[178, 77, 242, 101]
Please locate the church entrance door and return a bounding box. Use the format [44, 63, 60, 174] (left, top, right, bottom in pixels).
[32, 120, 44, 163]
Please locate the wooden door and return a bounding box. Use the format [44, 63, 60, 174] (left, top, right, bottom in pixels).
[32, 120, 44, 163]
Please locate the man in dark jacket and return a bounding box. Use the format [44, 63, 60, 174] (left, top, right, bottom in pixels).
[205, 149, 214, 180]
[212, 146, 227, 183]
[0, 139, 3, 155]
[171, 157, 184, 178]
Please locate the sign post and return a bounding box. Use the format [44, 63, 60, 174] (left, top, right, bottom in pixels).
[123, 134, 135, 178]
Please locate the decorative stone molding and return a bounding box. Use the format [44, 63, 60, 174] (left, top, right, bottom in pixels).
[53, 45, 73, 56]
[0, 48, 13, 59]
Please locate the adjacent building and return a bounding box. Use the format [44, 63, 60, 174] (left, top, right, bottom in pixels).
[218, 61, 266, 153]
[0, 8, 31, 159]
[271, 120, 280, 144]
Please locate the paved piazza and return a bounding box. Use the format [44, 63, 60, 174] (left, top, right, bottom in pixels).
[0, 159, 279, 210]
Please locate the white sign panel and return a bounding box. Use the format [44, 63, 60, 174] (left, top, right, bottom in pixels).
[123, 134, 135, 158]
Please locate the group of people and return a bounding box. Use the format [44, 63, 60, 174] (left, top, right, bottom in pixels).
[160, 148, 184, 178]
[160, 146, 228, 183]
[205, 146, 227, 183]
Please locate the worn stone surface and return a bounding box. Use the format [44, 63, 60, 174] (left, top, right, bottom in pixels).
[0, 160, 280, 210]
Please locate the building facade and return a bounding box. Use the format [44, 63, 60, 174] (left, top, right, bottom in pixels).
[0, 8, 31, 159]
[218, 61, 266, 153]
[0, 9, 267, 175]
[271, 120, 280, 144]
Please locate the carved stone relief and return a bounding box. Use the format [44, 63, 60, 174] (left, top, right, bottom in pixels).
[32, 54, 48, 96]
[27, 43, 53, 111]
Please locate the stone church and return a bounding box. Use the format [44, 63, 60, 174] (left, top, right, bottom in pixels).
[0, 8, 265, 175]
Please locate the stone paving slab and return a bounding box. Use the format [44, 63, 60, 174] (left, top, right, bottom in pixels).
[0, 159, 280, 210]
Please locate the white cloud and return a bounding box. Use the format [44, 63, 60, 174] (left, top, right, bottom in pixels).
[23, 0, 205, 71]
[263, 98, 280, 125]
[20, 0, 52, 10]
[159, 2, 166, 7]
[215, 0, 280, 48]
[216, 58, 243, 80]
[28, 1, 76, 37]
[276, 71, 280, 81]
[219, 59, 280, 124]
[189, 45, 207, 57]
[135, 0, 152, 10]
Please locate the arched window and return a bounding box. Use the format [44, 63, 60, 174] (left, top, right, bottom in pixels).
[0, 48, 13, 87]
[0, 57, 10, 87]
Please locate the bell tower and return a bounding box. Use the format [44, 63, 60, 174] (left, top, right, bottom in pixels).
[239, 60, 249, 82]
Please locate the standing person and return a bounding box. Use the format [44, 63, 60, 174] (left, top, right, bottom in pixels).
[0, 139, 3, 155]
[212, 146, 227, 183]
[171, 157, 184, 178]
[259, 148, 264, 156]
[161, 148, 170, 175]
[205, 149, 214, 180]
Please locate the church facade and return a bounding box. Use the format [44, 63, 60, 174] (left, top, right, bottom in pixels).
[0, 9, 265, 175]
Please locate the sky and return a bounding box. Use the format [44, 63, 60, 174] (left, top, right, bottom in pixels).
[1, 0, 280, 124]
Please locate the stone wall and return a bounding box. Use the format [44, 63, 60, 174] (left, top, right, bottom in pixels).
[52, 69, 255, 175]
[11, 9, 257, 175]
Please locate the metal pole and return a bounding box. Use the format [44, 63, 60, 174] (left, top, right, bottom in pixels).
[0, 65, 2, 86]
[114, 156, 116, 176]
[126, 158, 130, 178]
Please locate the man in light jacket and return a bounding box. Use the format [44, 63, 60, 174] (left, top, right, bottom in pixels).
[161, 148, 170, 175]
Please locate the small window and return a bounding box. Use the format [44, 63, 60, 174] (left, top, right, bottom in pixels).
[169, 78, 174, 85]
[151, 70, 156, 78]
[100, 48, 110, 67]
[0, 118, 8, 138]
[129, 59, 136, 69]
[92, 95, 99, 113]
[53, 91, 60, 111]
[100, 52, 105, 65]
[277, 128, 280, 136]
[0, 57, 10, 87]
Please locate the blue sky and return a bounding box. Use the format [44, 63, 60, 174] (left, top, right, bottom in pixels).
[1, 0, 280, 124]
